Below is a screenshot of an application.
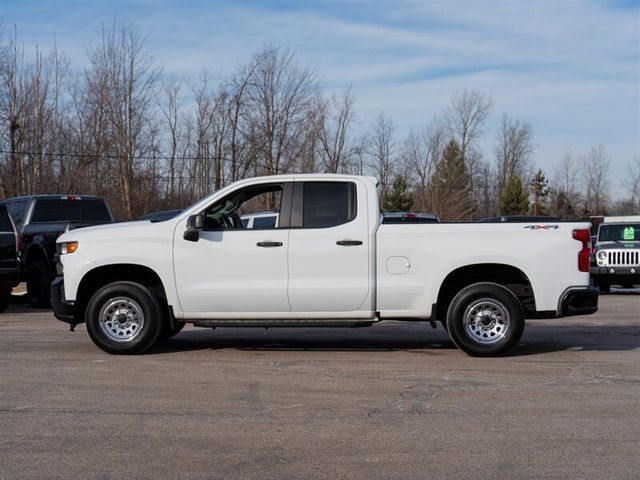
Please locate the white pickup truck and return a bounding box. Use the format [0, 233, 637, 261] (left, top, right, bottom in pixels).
[52, 174, 598, 356]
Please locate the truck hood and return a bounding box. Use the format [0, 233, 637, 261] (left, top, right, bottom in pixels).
[57, 220, 161, 243]
[596, 241, 640, 250]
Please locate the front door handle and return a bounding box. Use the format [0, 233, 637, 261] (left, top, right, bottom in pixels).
[336, 240, 363, 246]
[257, 241, 283, 248]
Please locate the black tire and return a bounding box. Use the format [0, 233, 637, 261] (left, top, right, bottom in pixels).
[85, 281, 164, 354]
[158, 321, 185, 341]
[0, 289, 11, 313]
[27, 260, 52, 308]
[446, 282, 525, 357]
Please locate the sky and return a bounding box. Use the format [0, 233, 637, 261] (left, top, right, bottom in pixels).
[2, 0, 639, 194]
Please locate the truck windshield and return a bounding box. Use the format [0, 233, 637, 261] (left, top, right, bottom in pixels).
[31, 199, 112, 223]
[598, 224, 640, 242]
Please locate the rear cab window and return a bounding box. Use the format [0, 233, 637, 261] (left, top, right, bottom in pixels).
[31, 198, 112, 223]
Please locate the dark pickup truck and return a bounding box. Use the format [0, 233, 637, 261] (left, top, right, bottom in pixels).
[0, 204, 20, 312]
[1, 195, 113, 307]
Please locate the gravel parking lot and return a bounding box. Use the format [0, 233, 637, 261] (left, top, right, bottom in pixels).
[1, 292, 639, 479]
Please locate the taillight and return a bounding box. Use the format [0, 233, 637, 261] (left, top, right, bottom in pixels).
[573, 229, 591, 272]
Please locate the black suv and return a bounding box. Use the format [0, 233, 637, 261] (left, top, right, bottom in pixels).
[1, 195, 113, 307]
[0, 205, 20, 312]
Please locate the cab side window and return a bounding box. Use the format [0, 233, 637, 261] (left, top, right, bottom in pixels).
[302, 182, 357, 228]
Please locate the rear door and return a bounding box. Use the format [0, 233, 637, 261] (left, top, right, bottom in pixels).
[287, 180, 371, 312]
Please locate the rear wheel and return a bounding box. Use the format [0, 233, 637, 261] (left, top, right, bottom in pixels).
[85, 281, 163, 354]
[27, 260, 51, 308]
[446, 282, 525, 356]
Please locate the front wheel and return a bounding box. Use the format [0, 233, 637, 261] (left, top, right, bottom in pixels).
[446, 282, 525, 356]
[85, 281, 163, 354]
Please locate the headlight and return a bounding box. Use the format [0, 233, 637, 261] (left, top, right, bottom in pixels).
[596, 250, 607, 261]
[60, 241, 79, 254]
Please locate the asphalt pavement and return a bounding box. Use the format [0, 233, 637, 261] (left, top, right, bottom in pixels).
[1, 292, 639, 479]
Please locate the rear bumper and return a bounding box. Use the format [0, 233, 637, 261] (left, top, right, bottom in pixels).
[51, 276, 77, 325]
[558, 286, 599, 317]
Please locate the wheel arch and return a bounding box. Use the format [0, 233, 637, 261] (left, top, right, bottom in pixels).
[434, 263, 536, 320]
[74, 264, 168, 325]
[25, 241, 49, 268]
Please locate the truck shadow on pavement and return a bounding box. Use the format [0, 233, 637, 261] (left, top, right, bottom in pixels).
[149, 322, 640, 356]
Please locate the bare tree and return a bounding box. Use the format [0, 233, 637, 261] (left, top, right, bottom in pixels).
[581, 145, 611, 215]
[368, 112, 395, 206]
[189, 72, 217, 197]
[628, 157, 640, 212]
[553, 152, 578, 195]
[0, 27, 29, 196]
[549, 152, 579, 218]
[243, 46, 320, 177]
[0, 27, 70, 197]
[401, 115, 447, 211]
[318, 85, 355, 173]
[158, 76, 196, 204]
[494, 114, 535, 194]
[85, 20, 161, 219]
[474, 160, 496, 218]
[447, 89, 493, 169]
[226, 55, 262, 182]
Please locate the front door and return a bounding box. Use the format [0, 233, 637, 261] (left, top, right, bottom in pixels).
[173, 182, 292, 315]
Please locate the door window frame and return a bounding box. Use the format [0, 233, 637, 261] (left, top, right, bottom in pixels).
[199, 182, 294, 232]
[290, 181, 358, 229]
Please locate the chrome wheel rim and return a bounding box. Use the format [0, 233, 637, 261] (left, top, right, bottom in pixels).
[98, 297, 145, 343]
[463, 298, 510, 345]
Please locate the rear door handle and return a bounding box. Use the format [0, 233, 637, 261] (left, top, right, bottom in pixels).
[336, 240, 363, 246]
[257, 241, 283, 248]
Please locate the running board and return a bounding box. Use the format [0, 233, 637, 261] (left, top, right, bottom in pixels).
[191, 319, 375, 329]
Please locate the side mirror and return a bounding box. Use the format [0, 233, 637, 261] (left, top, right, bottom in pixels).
[187, 214, 204, 229]
[184, 214, 204, 242]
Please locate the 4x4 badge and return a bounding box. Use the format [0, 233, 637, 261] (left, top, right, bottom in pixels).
[523, 225, 560, 230]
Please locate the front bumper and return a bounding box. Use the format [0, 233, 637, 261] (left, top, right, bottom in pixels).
[590, 266, 640, 281]
[51, 276, 77, 326]
[559, 286, 599, 317]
